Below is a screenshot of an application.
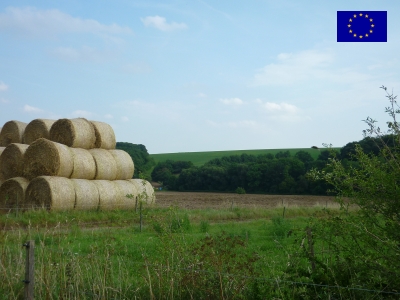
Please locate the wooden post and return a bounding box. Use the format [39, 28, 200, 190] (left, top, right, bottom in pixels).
[306, 228, 315, 271]
[140, 201, 143, 232]
[23, 240, 34, 300]
[135, 196, 138, 213]
[231, 200, 234, 211]
[282, 206, 286, 219]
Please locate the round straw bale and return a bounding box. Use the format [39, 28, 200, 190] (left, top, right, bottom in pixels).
[25, 176, 75, 211]
[0, 143, 29, 180]
[88, 149, 117, 180]
[114, 180, 138, 210]
[0, 147, 5, 181]
[90, 121, 116, 149]
[23, 119, 56, 145]
[108, 149, 134, 180]
[71, 179, 100, 210]
[0, 121, 27, 146]
[0, 177, 29, 211]
[50, 118, 96, 149]
[127, 179, 156, 204]
[23, 138, 74, 180]
[69, 148, 96, 179]
[92, 180, 119, 210]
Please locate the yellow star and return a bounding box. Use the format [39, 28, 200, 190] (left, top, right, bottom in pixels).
[353, 33, 357, 37]
[365, 14, 369, 18]
[370, 30, 373, 33]
[365, 33, 369, 37]
[347, 24, 351, 27]
[370, 18, 373, 22]
[359, 13, 363, 16]
[349, 29, 352, 33]
[353, 14, 357, 18]
[349, 18, 352, 22]
[359, 35, 363, 38]
[371, 24, 375, 27]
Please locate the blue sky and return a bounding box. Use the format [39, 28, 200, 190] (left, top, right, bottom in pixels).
[0, 0, 399, 154]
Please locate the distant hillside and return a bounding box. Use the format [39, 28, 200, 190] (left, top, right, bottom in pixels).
[150, 148, 339, 166]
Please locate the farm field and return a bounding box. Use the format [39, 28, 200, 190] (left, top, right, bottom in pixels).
[155, 191, 338, 210]
[150, 147, 340, 166]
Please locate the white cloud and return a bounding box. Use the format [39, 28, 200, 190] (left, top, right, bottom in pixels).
[121, 116, 129, 122]
[71, 110, 94, 118]
[141, 15, 187, 31]
[23, 104, 43, 113]
[198, 92, 207, 98]
[253, 49, 334, 86]
[51, 46, 113, 63]
[262, 102, 299, 114]
[0, 81, 8, 91]
[219, 98, 244, 105]
[0, 7, 132, 38]
[104, 114, 113, 119]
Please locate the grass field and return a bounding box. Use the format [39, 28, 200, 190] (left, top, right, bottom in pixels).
[1, 204, 345, 299]
[3, 190, 389, 299]
[150, 147, 340, 166]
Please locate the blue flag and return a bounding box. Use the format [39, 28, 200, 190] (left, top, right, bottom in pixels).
[337, 11, 387, 42]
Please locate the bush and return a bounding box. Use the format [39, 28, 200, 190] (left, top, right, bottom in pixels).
[235, 187, 246, 194]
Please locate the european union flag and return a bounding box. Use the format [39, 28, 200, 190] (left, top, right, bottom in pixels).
[337, 11, 387, 42]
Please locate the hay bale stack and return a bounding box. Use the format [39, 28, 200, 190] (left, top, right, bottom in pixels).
[23, 119, 56, 144]
[71, 179, 100, 210]
[69, 148, 96, 179]
[127, 179, 155, 204]
[50, 118, 96, 149]
[25, 176, 75, 211]
[114, 180, 139, 210]
[0, 121, 27, 146]
[0, 177, 29, 211]
[0, 143, 29, 180]
[23, 138, 74, 180]
[88, 149, 117, 180]
[92, 180, 119, 210]
[108, 149, 134, 180]
[90, 121, 116, 149]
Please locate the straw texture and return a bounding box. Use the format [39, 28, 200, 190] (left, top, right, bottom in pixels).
[25, 176, 75, 211]
[23, 119, 56, 145]
[108, 149, 134, 180]
[0, 177, 29, 211]
[92, 180, 119, 210]
[0, 147, 5, 182]
[90, 121, 116, 149]
[23, 138, 74, 180]
[50, 118, 96, 149]
[0, 143, 29, 180]
[69, 148, 96, 179]
[127, 179, 156, 204]
[88, 149, 117, 180]
[71, 179, 100, 210]
[0, 121, 27, 146]
[114, 180, 138, 210]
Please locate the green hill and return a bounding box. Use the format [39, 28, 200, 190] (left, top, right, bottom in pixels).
[150, 148, 338, 167]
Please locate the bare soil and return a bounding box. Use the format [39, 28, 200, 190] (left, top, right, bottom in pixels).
[154, 192, 338, 210]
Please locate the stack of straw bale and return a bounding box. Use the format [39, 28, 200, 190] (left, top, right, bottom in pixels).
[0, 118, 155, 211]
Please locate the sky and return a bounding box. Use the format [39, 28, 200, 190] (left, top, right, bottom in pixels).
[0, 1, 399, 154]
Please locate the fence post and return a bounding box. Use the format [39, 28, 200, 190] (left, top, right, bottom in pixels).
[140, 201, 143, 232]
[306, 228, 315, 271]
[23, 240, 35, 300]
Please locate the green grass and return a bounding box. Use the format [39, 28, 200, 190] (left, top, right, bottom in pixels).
[1, 205, 342, 299]
[150, 147, 339, 166]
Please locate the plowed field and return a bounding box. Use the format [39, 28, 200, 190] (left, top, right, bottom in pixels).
[155, 192, 338, 210]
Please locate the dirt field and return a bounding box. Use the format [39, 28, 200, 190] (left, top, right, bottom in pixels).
[154, 191, 338, 210]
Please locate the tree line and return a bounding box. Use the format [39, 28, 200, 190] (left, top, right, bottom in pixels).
[151, 135, 397, 195]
